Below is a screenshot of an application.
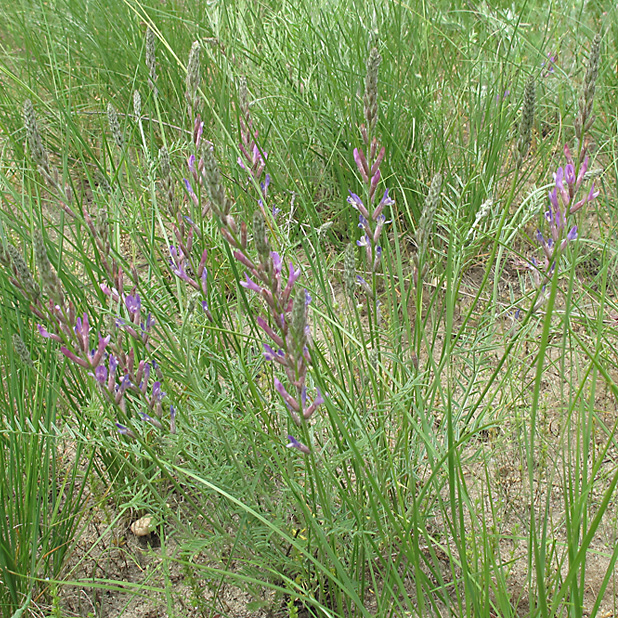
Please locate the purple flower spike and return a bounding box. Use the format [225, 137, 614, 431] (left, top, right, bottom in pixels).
[37, 325, 62, 342]
[119, 375, 132, 393]
[263, 344, 285, 364]
[565, 163, 576, 186]
[576, 156, 589, 188]
[89, 334, 110, 367]
[256, 316, 284, 347]
[347, 192, 370, 219]
[240, 273, 262, 294]
[75, 314, 90, 352]
[549, 188, 560, 211]
[60, 346, 89, 369]
[261, 174, 271, 196]
[554, 167, 569, 207]
[94, 365, 108, 385]
[170, 405, 176, 434]
[270, 251, 283, 276]
[304, 388, 325, 420]
[116, 423, 137, 439]
[152, 381, 166, 402]
[184, 179, 199, 207]
[125, 294, 141, 316]
[286, 435, 311, 454]
[286, 262, 301, 289]
[140, 412, 163, 429]
[353, 148, 369, 182]
[274, 377, 300, 412]
[373, 214, 386, 244]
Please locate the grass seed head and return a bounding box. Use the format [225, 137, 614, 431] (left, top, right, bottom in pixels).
[343, 242, 357, 299]
[516, 76, 536, 164]
[34, 231, 64, 306]
[12, 334, 34, 367]
[146, 27, 158, 95]
[575, 33, 601, 153]
[7, 244, 40, 301]
[186, 41, 201, 115]
[253, 211, 271, 262]
[23, 99, 50, 174]
[364, 47, 382, 132]
[107, 102, 124, 150]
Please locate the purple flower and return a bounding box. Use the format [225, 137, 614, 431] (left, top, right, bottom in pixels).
[554, 167, 569, 207]
[286, 435, 311, 454]
[560, 226, 578, 251]
[353, 148, 369, 182]
[60, 346, 89, 369]
[140, 412, 163, 429]
[74, 313, 90, 352]
[357, 276, 373, 296]
[373, 189, 394, 219]
[118, 375, 131, 393]
[125, 294, 141, 316]
[240, 273, 262, 294]
[565, 163, 576, 186]
[94, 365, 108, 385]
[116, 423, 137, 439]
[144, 313, 155, 331]
[373, 246, 383, 271]
[347, 192, 370, 219]
[274, 377, 300, 413]
[37, 325, 62, 342]
[256, 316, 284, 347]
[260, 174, 271, 196]
[263, 344, 285, 363]
[285, 262, 301, 290]
[303, 388, 324, 420]
[152, 381, 166, 402]
[194, 119, 204, 147]
[187, 155, 196, 175]
[358, 214, 371, 235]
[270, 251, 283, 276]
[571, 182, 599, 214]
[170, 405, 176, 434]
[184, 179, 199, 207]
[373, 214, 386, 244]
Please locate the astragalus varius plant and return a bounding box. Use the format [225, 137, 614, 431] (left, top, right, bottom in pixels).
[2, 11, 616, 618]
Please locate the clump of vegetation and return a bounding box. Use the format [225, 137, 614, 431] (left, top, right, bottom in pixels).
[0, 2, 616, 617]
